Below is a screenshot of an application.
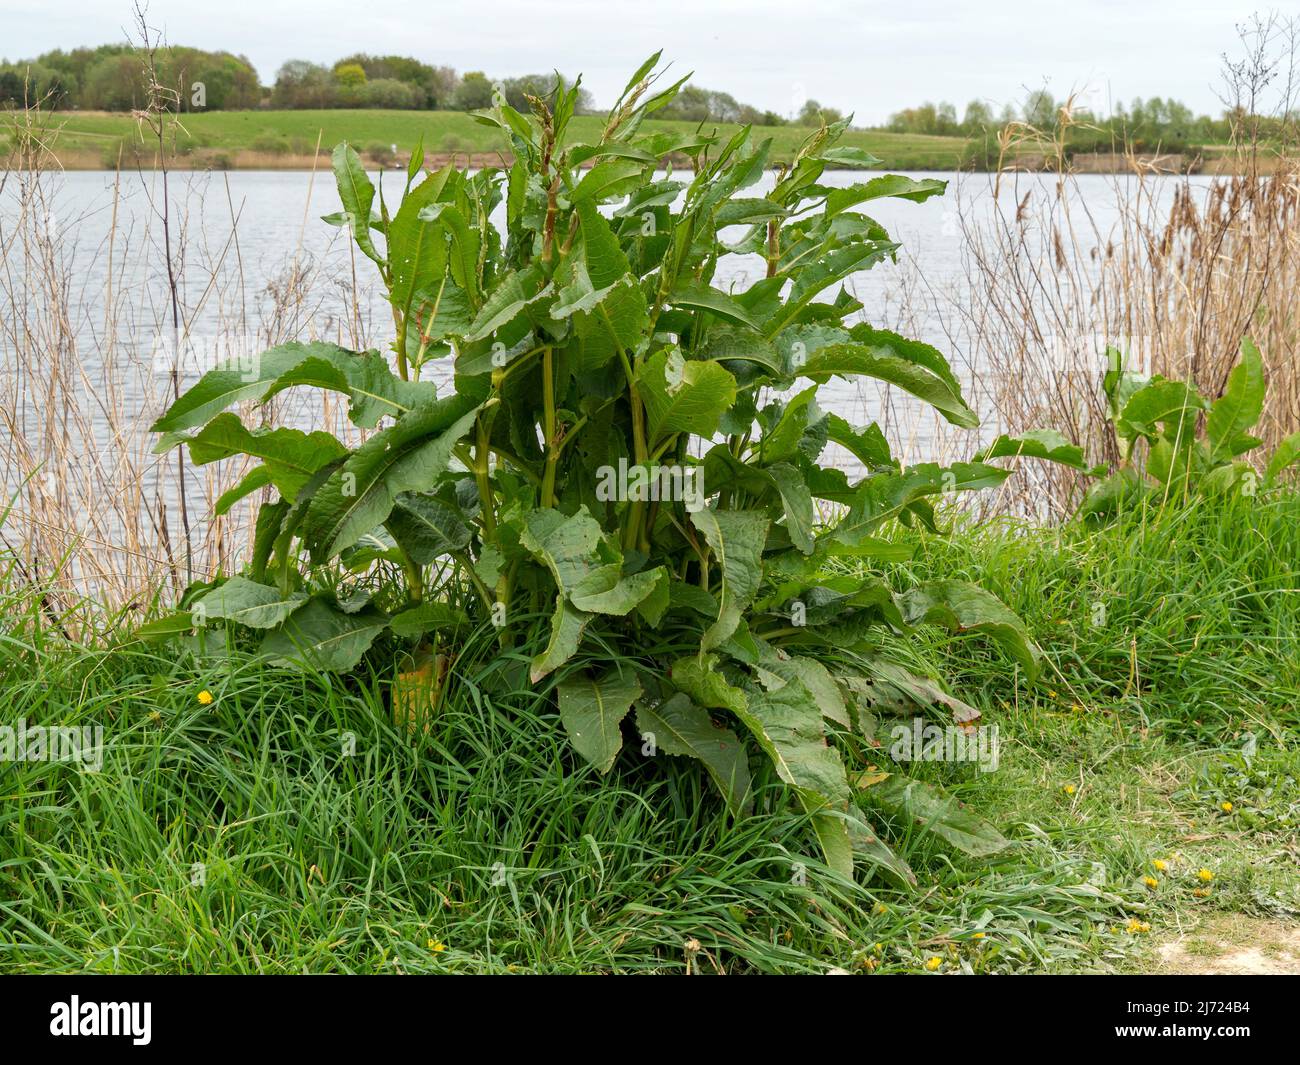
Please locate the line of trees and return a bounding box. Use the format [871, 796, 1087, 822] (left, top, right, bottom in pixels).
[1, 43, 846, 126]
[0, 44, 260, 110]
[888, 93, 1243, 150]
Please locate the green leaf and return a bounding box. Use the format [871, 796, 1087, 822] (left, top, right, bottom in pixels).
[638, 349, 738, 448]
[531, 599, 591, 683]
[734, 679, 853, 876]
[635, 693, 752, 815]
[185, 414, 349, 501]
[571, 565, 668, 615]
[213, 465, 274, 516]
[1117, 379, 1206, 442]
[259, 347, 437, 429]
[798, 336, 977, 428]
[767, 463, 816, 555]
[824, 175, 947, 217]
[385, 493, 472, 564]
[690, 509, 769, 651]
[895, 579, 1040, 678]
[1265, 430, 1300, 486]
[1207, 337, 1265, 461]
[832, 462, 1010, 544]
[556, 670, 642, 773]
[668, 280, 761, 330]
[130, 611, 194, 642]
[150, 343, 317, 434]
[517, 507, 617, 680]
[303, 398, 480, 562]
[761, 386, 824, 465]
[388, 168, 451, 320]
[866, 775, 1010, 858]
[192, 577, 308, 630]
[332, 143, 383, 265]
[464, 264, 547, 341]
[755, 648, 850, 727]
[389, 602, 469, 639]
[825, 414, 894, 471]
[260, 597, 387, 672]
[669, 653, 749, 716]
[974, 429, 1098, 473]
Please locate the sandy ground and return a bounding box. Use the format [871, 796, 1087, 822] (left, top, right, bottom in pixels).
[1153, 916, 1300, 974]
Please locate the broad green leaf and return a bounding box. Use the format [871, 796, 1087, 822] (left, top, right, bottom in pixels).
[798, 340, 977, 428]
[866, 775, 1010, 858]
[1077, 467, 1150, 522]
[670, 653, 749, 716]
[214, 465, 273, 516]
[761, 386, 824, 465]
[734, 679, 854, 876]
[635, 693, 752, 815]
[824, 175, 947, 217]
[303, 398, 480, 563]
[1207, 338, 1265, 461]
[259, 347, 437, 429]
[895, 579, 1039, 678]
[1117, 379, 1206, 442]
[150, 343, 319, 434]
[131, 611, 194, 642]
[669, 279, 761, 330]
[832, 462, 1010, 545]
[464, 264, 547, 341]
[260, 597, 387, 672]
[755, 648, 850, 727]
[1265, 430, 1300, 486]
[332, 143, 383, 265]
[638, 349, 738, 448]
[974, 429, 1098, 473]
[735, 679, 849, 803]
[185, 414, 349, 501]
[825, 414, 893, 471]
[385, 492, 472, 564]
[571, 565, 668, 615]
[531, 599, 591, 683]
[690, 509, 769, 651]
[389, 601, 469, 639]
[192, 577, 308, 630]
[767, 463, 816, 555]
[556, 670, 642, 773]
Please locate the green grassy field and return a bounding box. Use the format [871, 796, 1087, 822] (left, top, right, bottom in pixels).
[22, 108, 974, 170]
[1, 492, 1294, 973]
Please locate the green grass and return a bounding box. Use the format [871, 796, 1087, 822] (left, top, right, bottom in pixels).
[19, 109, 973, 171]
[1, 492, 1295, 973]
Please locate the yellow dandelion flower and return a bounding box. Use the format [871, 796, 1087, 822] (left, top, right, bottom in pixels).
[427, 939, 446, 952]
[924, 956, 942, 971]
[1152, 859, 1168, 872]
[873, 902, 888, 915]
[1125, 918, 1145, 934]
[1142, 876, 1158, 889]
[1063, 783, 1076, 795]
[971, 932, 985, 940]
[1197, 868, 1214, 882]
[1220, 801, 1233, 813]
[197, 690, 214, 705]
[873, 942, 884, 954]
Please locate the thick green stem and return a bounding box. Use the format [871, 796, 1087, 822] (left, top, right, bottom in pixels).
[541, 345, 559, 508]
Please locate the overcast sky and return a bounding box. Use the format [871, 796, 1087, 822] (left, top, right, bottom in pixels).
[1, 0, 1284, 123]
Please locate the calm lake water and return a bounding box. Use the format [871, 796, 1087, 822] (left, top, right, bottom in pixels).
[2, 166, 1215, 465]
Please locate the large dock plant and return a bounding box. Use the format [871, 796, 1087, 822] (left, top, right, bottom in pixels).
[151, 56, 1043, 880]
